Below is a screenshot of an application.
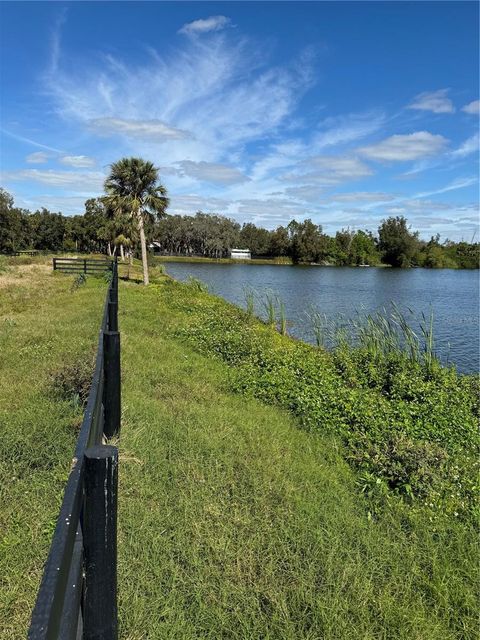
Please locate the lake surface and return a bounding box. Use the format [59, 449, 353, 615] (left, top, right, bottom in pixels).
[164, 263, 480, 374]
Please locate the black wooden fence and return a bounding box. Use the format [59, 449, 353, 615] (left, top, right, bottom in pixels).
[53, 257, 114, 275]
[0, 250, 40, 256]
[29, 259, 121, 640]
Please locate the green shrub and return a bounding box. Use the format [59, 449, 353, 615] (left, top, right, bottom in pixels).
[50, 356, 94, 408]
[71, 273, 87, 291]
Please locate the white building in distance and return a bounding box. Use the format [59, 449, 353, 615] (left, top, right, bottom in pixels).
[230, 249, 251, 260]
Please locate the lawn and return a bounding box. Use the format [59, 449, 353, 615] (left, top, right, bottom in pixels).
[0, 257, 105, 638]
[0, 257, 477, 639]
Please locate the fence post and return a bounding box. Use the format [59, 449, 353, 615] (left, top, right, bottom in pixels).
[83, 445, 118, 640]
[84, 258, 87, 274]
[53, 258, 57, 271]
[103, 329, 121, 438]
[107, 301, 118, 332]
[111, 261, 118, 304]
[108, 263, 119, 332]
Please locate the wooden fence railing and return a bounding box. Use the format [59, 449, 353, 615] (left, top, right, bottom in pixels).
[29, 259, 121, 640]
[53, 257, 114, 275]
[1, 250, 40, 256]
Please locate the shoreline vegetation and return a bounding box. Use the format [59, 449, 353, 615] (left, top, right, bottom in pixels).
[1, 255, 478, 638]
[2, 188, 479, 270]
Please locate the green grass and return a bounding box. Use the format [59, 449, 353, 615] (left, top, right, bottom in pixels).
[118, 278, 478, 639]
[0, 262, 105, 638]
[0, 260, 478, 639]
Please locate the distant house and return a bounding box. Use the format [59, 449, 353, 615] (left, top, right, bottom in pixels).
[149, 241, 162, 253]
[230, 248, 251, 260]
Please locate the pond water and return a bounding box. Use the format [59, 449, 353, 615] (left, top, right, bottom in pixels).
[164, 262, 480, 374]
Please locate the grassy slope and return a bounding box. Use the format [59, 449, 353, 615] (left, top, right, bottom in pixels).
[119, 277, 477, 640]
[0, 259, 105, 638]
[0, 259, 477, 639]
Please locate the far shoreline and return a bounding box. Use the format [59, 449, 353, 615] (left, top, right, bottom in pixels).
[153, 255, 479, 269]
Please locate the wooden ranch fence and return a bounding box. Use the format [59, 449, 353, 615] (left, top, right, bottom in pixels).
[53, 257, 114, 275]
[29, 259, 121, 640]
[0, 250, 40, 256]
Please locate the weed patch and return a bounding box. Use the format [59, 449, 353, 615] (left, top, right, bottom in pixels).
[50, 355, 95, 408]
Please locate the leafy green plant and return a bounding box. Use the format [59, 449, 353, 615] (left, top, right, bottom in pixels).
[173, 286, 479, 521]
[71, 273, 87, 292]
[103, 269, 113, 285]
[186, 275, 208, 292]
[50, 356, 94, 408]
[0, 256, 10, 274]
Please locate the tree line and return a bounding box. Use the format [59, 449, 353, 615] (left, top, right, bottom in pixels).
[155, 213, 478, 268]
[1, 171, 478, 271]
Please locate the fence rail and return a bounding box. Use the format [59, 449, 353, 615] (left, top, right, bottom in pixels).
[53, 257, 114, 275]
[29, 259, 121, 640]
[1, 250, 40, 256]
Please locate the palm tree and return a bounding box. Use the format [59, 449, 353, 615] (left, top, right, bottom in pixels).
[104, 158, 169, 285]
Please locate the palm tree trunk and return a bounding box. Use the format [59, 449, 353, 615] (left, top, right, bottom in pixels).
[137, 210, 149, 285]
[120, 243, 125, 262]
[128, 251, 133, 280]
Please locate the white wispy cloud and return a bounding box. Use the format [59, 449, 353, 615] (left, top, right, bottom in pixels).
[2, 169, 105, 191]
[49, 8, 67, 75]
[1, 128, 63, 153]
[401, 131, 479, 176]
[175, 160, 250, 185]
[313, 111, 386, 150]
[328, 191, 396, 203]
[408, 89, 455, 114]
[451, 133, 479, 158]
[284, 184, 325, 202]
[14, 194, 90, 214]
[359, 131, 448, 162]
[46, 34, 312, 167]
[234, 198, 307, 225]
[462, 100, 480, 115]
[88, 118, 190, 141]
[178, 16, 231, 36]
[60, 155, 96, 168]
[413, 176, 478, 199]
[284, 156, 373, 185]
[26, 152, 50, 164]
[169, 194, 230, 214]
[12, 13, 474, 238]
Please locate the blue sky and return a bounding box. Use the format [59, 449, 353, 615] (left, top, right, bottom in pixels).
[0, 1, 478, 240]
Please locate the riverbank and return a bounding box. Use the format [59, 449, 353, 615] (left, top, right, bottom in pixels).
[1, 258, 478, 639]
[153, 254, 480, 269]
[154, 254, 293, 265]
[154, 255, 390, 267]
[163, 261, 480, 374]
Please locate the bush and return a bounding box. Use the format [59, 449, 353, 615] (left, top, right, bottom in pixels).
[50, 356, 94, 408]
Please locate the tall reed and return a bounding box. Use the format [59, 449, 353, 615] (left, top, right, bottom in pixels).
[306, 308, 329, 347]
[306, 303, 438, 369]
[260, 290, 289, 335]
[243, 287, 255, 317]
[278, 299, 287, 336]
[263, 290, 277, 326]
[186, 275, 208, 292]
